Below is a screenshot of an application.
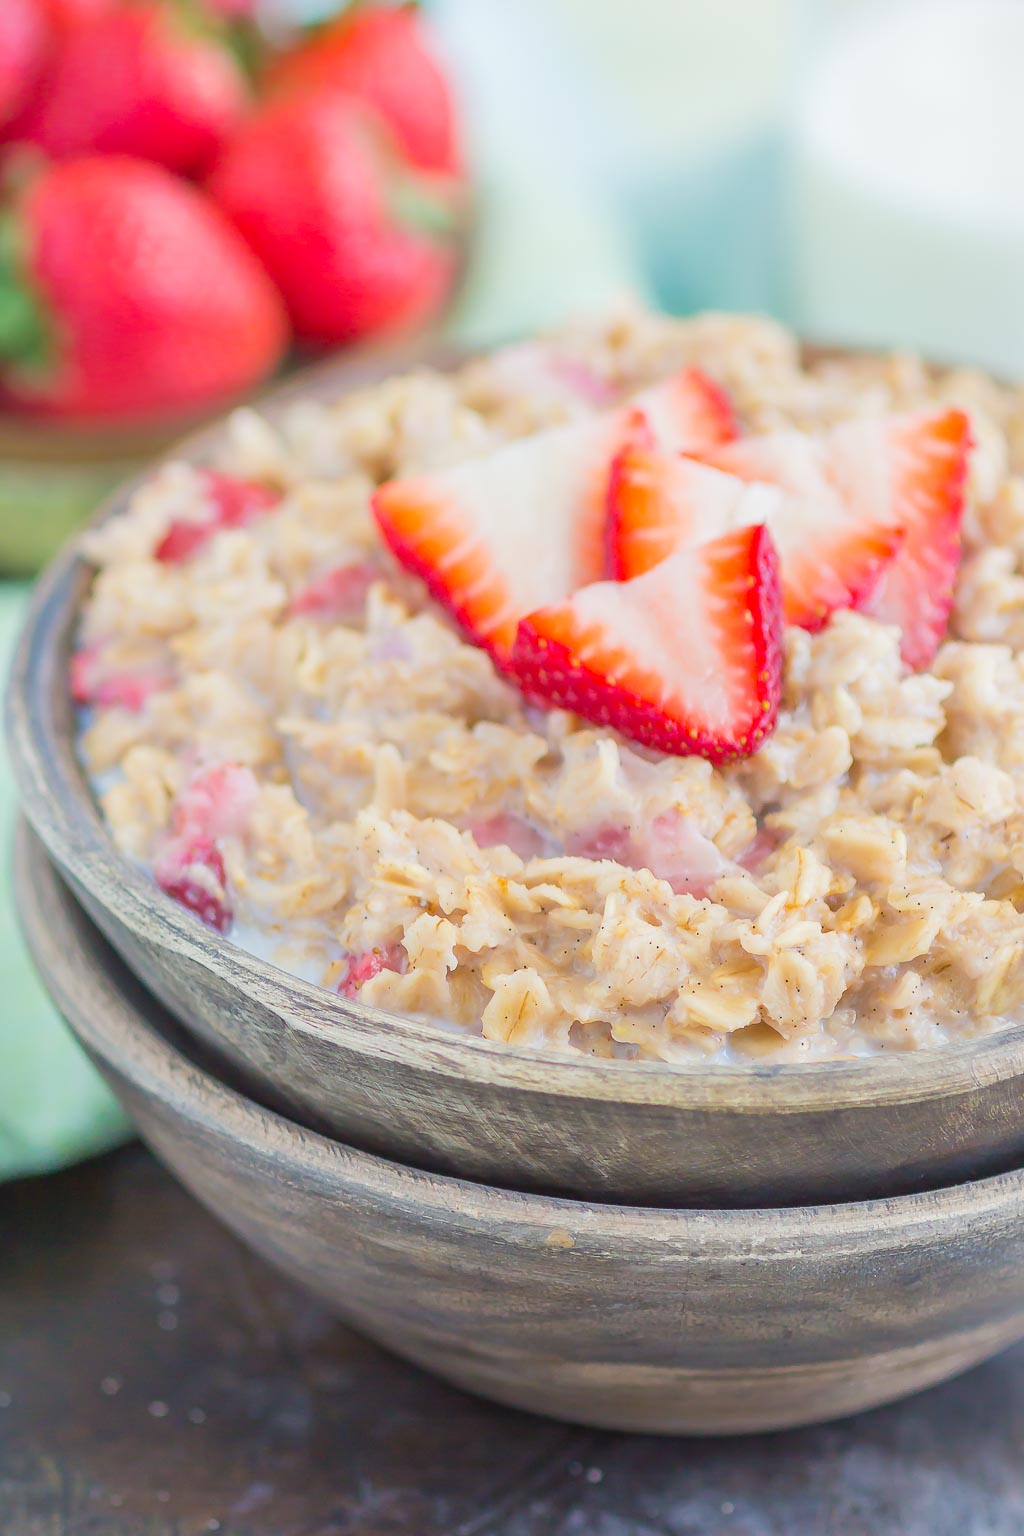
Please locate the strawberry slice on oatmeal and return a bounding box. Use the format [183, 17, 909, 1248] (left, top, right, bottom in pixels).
[372, 368, 736, 667]
[697, 409, 972, 666]
[511, 524, 783, 763]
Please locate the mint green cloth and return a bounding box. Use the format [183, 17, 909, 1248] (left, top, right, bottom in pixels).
[0, 586, 131, 1179]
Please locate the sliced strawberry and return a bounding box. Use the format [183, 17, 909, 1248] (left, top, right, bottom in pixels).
[155, 470, 280, 563]
[850, 411, 971, 669]
[565, 823, 633, 863]
[633, 366, 737, 455]
[169, 762, 259, 843]
[511, 524, 783, 763]
[738, 825, 779, 874]
[153, 763, 258, 932]
[608, 441, 900, 632]
[337, 944, 406, 999]
[372, 368, 737, 666]
[567, 812, 737, 896]
[154, 834, 231, 933]
[467, 813, 549, 860]
[699, 409, 971, 664]
[70, 643, 171, 711]
[289, 560, 379, 621]
[607, 445, 779, 579]
[372, 414, 607, 668]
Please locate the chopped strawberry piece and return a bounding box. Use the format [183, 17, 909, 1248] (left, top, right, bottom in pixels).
[155, 470, 281, 563]
[546, 355, 615, 407]
[485, 343, 616, 410]
[738, 826, 778, 874]
[608, 439, 901, 633]
[511, 524, 783, 763]
[154, 763, 258, 932]
[155, 835, 232, 933]
[70, 644, 170, 711]
[337, 944, 405, 999]
[566, 824, 633, 863]
[568, 812, 737, 895]
[372, 368, 737, 666]
[170, 762, 259, 843]
[467, 813, 549, 860]
[635, 810, 738, 897]
[699, 409, 972, 664]
[289, 560, 379, 621]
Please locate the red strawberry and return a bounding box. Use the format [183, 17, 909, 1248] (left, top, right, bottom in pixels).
[372, 369, 736, 666]
[700, 410, 972, 667]
[155, 834, 231, 933]
[170, 762, 259, 844]
[155, 470, 281, 562]
[466, 813, 548, 861]
[0, 0, 46, 128]
[70, 643, 171, 710]
[0, 157, 288, 422]
[511, 524, 783, 763]
[6, 4, 248, 175]
[632, 366, 736, 452]
[337, 944, 406, 999]
[209, 90, 457, 347]
[608, 438, 901, 632]
[289, 559, 380, 620]
[567, 811, 738, 897]
[267, 2, 461, 177]
[41, 0, 114, 27]
[153, 760, 258, 931]
[852, 412, 971, 669]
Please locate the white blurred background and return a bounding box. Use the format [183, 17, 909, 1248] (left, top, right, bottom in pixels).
[358, 0, 1023, 374]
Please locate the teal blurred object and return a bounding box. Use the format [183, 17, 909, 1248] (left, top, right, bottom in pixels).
[437, 0, 800, 335]
[0, 586, 130, 1179]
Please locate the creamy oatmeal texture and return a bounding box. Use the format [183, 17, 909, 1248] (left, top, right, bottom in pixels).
[74, 311, 1024, 1063]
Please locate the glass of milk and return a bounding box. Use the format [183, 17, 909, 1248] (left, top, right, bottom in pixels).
[790, 0, 1024, 376]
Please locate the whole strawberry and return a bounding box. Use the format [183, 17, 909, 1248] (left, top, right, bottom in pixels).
[7, 2, 249, 176]
[0, 156, 288, 421]
[41, 0, 114, 27]
[208, 91, 458, 347]
[0, 0, 47, 128]
[268, 1, 461, 177]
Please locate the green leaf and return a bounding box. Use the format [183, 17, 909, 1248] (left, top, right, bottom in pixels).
[0, 211, 53, 377]
[389, 175, 462, 241]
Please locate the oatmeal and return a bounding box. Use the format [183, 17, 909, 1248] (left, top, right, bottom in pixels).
[73, 310, 1024, 1063]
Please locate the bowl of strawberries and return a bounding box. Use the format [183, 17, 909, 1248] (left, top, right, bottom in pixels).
[0, 0, 467, 572]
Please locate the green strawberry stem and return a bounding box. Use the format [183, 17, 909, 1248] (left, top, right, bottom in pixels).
[389, 173, 461, 241]
[0, 213, 52, 376]
[295, 0, 421, 41]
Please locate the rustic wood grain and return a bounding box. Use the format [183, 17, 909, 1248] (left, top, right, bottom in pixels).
[10, 1146, 1024, 1535]
[10, 344, 1024, 1210]
[16, 823, 1024, 1436]
[0, 1145, 596, 1536]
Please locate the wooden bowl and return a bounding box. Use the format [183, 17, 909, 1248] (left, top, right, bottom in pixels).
[17, 819, 1024, 1438]
[10, 345, 1024, 1210]
[0, 392, 284, 578]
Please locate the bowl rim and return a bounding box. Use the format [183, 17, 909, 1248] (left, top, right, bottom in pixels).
[18, 816, 1024, 1243]
[10, 338, 1024, 1117]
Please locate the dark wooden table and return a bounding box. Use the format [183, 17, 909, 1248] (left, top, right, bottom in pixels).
[3, 1146, 1024, 1536]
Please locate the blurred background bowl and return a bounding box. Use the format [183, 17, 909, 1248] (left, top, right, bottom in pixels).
[0, 412, 205, 578]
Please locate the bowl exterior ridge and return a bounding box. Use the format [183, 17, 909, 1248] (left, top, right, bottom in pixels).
[17, 821, 1024, 1436]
